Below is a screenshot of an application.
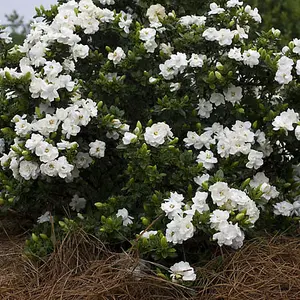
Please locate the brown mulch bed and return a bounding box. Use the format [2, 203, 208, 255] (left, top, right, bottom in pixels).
[0, 220, 299, 300]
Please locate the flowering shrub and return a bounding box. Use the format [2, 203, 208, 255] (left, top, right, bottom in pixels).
[1, 0, 300, 283]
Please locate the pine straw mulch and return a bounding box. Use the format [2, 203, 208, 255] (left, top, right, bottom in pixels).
[0, 227, 300, 300]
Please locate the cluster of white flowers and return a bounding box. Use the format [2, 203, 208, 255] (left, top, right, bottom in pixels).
[179, 15, 206, 27]
[275, 56, 294, 85]
[161, 192, 196, 244]
[274, 38, 300, 84]
[0, 96, 103, 181]
[203, 27, 235, 46]
[184, 121, 269, 170]
[159, 53, 188, 80]
[249, 172, 279, 203]
[228, 48, 260, 68]
[160, 181, 259, 249]
[139, 27, 158, 53]
[208, 183, 259, 249]
[196, 85, 243, 119]
[273, 199, 300, 217]
[272, 109, 299, 138]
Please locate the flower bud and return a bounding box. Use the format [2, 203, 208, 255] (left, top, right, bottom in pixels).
[141, 217, 150, 226]
[236, 212, 245, 221]
[215, 71, 223, 80]
[288, 41, 294, 50]
[40, 234, 48, 240]
[32, 233, 39, 242]
[95, 202, 104, 209]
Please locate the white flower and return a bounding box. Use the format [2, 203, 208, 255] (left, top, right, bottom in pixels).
[249, 172, 269, 188]
[292, 199, 300, 216]
[275, 56, 294, 85]
[275, 70, 293, 85]
[203, 27, 219, 41]
[210, 209, 230, 230]
[122, 132, 137, 145]
[89, 140, 106, 158]
[160, 43, 174, 56]
[37, 211, 51, 224]
[34, 114, 59, 136]
[56, 156, 74, 178]
[62, 118, 81, 138]
[189, 54, 206, 68]
[197, 99, 213, 118]
[14, 119, 32, 137]
[170, 261, 196, 282]
[228, 48, 243, 62]
[139, 28, 156, 41]
[144, 122, 173, 147]
[245, 6, 262, 23]
[116, 208, 134, 226]
[194, 174, 210, 188]
[296, 60, 300, 76]
[75, 152, 93, 169]
[213, 222, 245, 249]
[43, 60, 63, 79]
[242, 50, 260, 68]
[259, 183, 279, 201]
[161, 192, 184, 219]
[196, 150, 217, 170]
[19, 161, 40, 180]
[35, 142, 59, 163]
[292, 38, 300, 54]
[170, 82, 181, 92]
[184, 131, 203, 149]
[100, 0, 115, 5]
[40, 160, 59, 177]
[166, 215, 195, 244]
[217, 29, 235, 46]
[208, 3, 225, 15]
[223, 85, 243, 104]
[227, 0, 243, 7]
[69, 194, 87, 212]
[246, 150, 264, 169]
[210, 92, 225, 106]
[0, 138, 5, 154]
[272, 109, 299, 133]
[108, 47, 126, 65]
[140, 230, 158, 239]
[0, 28, 12, 43]
[71, 44, 89, 61]
[144, 39, 158, 53]
[209, 182, 230, 206]
[57, 140, 78, 150]
[118, 12, 132, 34]
[295, 126, 300, 140]
[273, 201, 294, 217]
[189, 191, 209, 214]
[234, 25, 248, 40]
[146, 4, 166, 23]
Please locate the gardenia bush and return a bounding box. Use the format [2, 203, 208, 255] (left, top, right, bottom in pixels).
[0, 0, 300, 283]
